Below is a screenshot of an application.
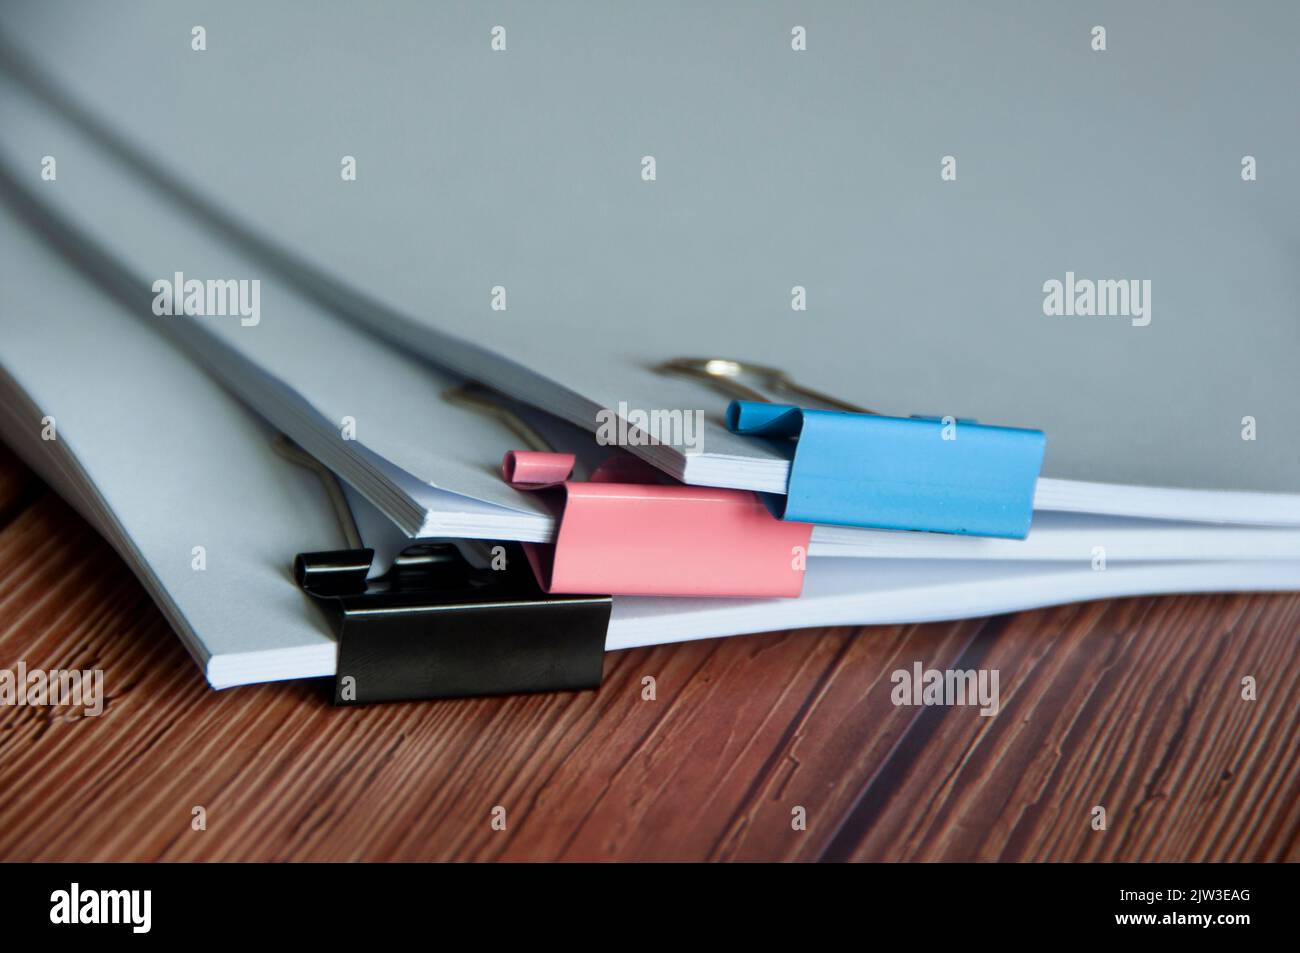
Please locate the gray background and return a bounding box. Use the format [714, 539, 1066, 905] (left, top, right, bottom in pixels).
[2, 0, 1296, 492]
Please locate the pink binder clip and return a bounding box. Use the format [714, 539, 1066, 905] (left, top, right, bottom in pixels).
[502, 451, 813, 598]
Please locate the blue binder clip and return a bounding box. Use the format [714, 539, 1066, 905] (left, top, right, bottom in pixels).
[660, 358, 1046, 539]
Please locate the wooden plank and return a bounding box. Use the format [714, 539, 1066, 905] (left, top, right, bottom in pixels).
[818, 592, 1300, 861]
[507, 620, 988, 862]
[0, 472, 1296, 861]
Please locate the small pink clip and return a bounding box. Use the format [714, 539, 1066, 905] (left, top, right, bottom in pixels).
[502, 451, 813, 598]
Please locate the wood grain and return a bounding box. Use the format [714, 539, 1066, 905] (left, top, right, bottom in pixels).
[0, 441, 1296, 862]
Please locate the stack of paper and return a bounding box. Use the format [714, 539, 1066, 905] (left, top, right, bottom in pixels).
[1, 4, 1296, 697]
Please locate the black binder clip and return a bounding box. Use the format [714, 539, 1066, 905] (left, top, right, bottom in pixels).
[296, 543, 611, 705]
[273, 435, 611, 705]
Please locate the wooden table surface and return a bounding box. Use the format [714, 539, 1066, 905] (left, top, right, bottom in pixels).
[0, 439, 1296, 862]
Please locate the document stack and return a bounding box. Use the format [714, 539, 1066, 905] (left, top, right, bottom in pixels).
[2, 4, 1297, 703]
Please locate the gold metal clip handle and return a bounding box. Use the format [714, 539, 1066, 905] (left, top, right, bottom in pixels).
[270, 435, 363, 549]
[442, 382, 555, 453]
[656, 357, 875, 415]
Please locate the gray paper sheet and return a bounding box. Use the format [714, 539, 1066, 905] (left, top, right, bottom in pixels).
[0, 1, 1294, 507]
